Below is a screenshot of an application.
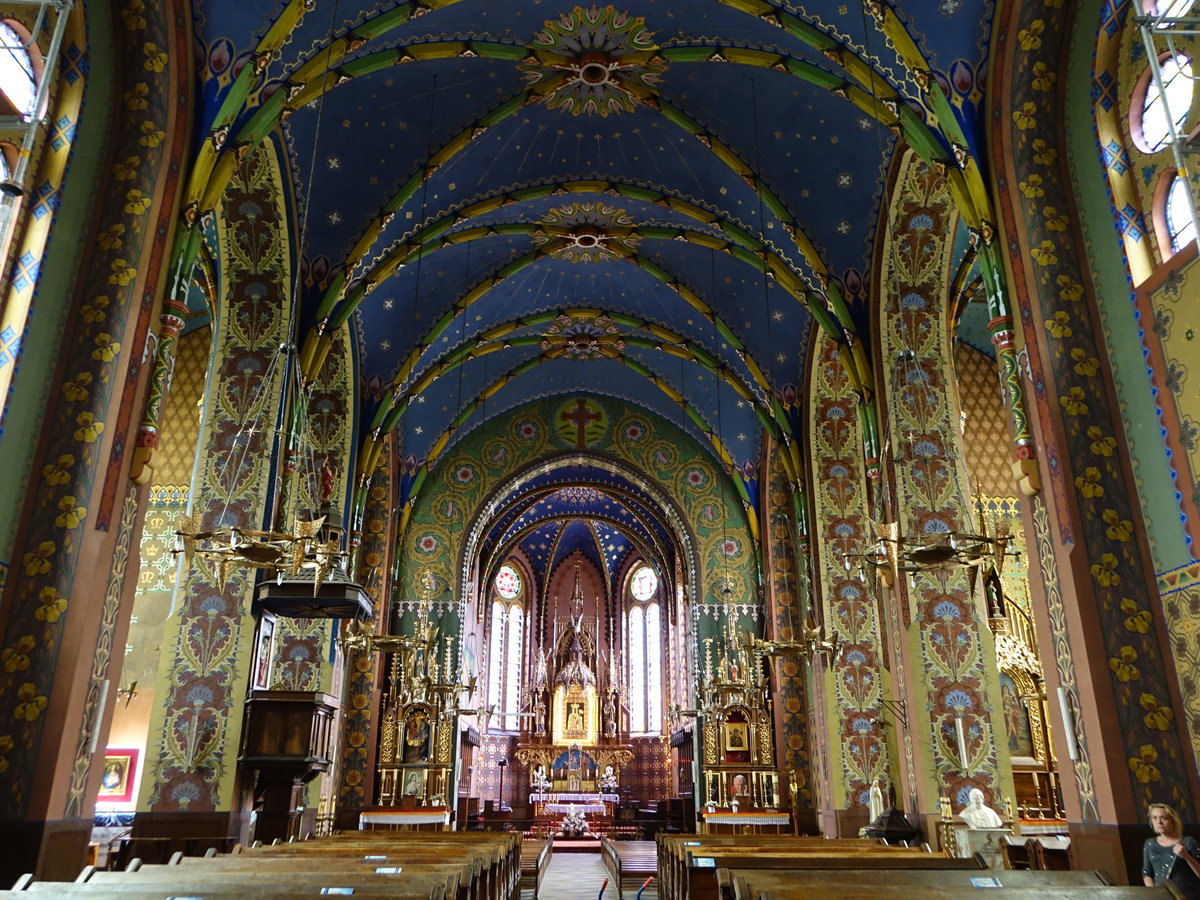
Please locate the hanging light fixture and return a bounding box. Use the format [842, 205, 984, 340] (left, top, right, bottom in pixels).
[174, 1, 368, 619]
[841, 349, 1018, 587]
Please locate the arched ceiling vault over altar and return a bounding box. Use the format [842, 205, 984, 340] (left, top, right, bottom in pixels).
[179, 0, 1001, 537]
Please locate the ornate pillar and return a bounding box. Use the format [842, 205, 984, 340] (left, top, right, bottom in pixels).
[762, 438, 814, 823]
[335, 433, 399, 827]
[878, 152, 1014, 835]
[808, 336, 893, 835]
[138, 144, 293, 834]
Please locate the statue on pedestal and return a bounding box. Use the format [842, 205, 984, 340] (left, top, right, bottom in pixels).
[869, 780, 884, 824]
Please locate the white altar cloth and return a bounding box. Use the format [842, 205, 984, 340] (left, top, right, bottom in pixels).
[546, 802, 606, 815]
[359, 809, 451, 829]
[530, 792, 618, 804]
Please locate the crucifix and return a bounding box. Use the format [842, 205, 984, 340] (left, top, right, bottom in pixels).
[562, 397, 600, 449]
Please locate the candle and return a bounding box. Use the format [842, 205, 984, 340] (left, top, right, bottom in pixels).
[954, 716, 968, 770]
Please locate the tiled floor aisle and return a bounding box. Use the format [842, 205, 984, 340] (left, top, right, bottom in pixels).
[523, 849, 659, 900]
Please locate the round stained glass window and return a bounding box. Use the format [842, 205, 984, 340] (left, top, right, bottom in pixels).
[495, 564, 522, 599]
[631, 565, 658, 601]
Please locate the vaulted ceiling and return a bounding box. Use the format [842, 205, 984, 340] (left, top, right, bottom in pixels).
[193, 0, 994, 571]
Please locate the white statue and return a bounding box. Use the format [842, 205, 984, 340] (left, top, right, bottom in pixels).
[868, 780, 884, 823]
[959, 788, 1004, 829]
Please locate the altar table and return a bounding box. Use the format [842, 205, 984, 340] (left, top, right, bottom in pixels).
[359, 807, 451, 830]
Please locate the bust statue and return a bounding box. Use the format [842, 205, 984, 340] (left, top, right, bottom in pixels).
[959, 788, 1004, 828]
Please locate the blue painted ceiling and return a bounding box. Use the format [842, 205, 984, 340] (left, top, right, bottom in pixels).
[195, 0, 993, 570]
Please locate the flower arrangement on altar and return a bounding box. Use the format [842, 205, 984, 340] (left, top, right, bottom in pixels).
[532, 771, 552, 793]
[598, 768, 618, 793]
[559, 805, 591, 838]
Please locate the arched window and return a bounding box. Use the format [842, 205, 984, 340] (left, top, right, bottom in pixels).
[487, 565, 524, 731]
[627, 565, 662, 734]
[1166, 174, 1197, 251]
[0, 21, 36, 120]
[1134, 53, 1193, 152]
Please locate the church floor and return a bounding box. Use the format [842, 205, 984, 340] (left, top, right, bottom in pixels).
[523, 848, 659, 900]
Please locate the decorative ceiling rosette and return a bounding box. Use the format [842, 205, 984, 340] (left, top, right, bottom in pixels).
[520, 6, 667, 117]
[540, 311, 626, 359]
[534, 202, 640, 264]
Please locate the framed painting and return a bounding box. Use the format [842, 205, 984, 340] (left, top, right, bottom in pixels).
[723, 722, 749, 752]
[728, 771, 752, 805]
[401, 767, 426, 800]
[97, 748, 138, 804]
[999, 671, 1038, 764]
[253, 614, 276, 690]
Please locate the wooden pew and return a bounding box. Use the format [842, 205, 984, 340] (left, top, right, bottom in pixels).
[683, 850, 983, 900]
[756, 886, 1174, 900]
[11, 831, 523, 900]
[519, 835, 553, 900]
[724, 867, 1114, 900]
[600, 837, 656, 899]
[656, 834, 881, 900]
[656, 835, 927, 900]
[80, 864, 463, 900]
[238, 831, 521, 900]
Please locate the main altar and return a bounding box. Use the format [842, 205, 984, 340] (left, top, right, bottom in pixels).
[514, 564, 633, 832]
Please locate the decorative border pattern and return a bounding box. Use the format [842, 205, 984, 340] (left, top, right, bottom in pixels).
[64, 487, 138, 818]
[0, 0, 177, 816]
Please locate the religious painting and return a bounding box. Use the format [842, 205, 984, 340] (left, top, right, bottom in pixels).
[728, 771, 752, 804]
[401, 767, 426, 801]
[402, 706, 433, 763]
[252, 614, 276, 690]
[553, 682, 597, 745]
[999, 672, 1035, 763]
[97, 748, 138, 805]
[724, 722, 749, 752]
[565, 701, 586, 737]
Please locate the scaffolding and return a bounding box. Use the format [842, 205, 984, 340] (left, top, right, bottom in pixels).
[0, 0, 74, 245]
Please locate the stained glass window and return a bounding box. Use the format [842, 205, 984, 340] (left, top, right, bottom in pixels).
[631, 565, 657, 601]
[628, 573, 663, 734]
[495, 564, 521, 599]
[487, 600, 524, 731]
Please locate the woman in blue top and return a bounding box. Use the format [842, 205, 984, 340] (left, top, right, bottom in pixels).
[1143, 803, 1200, 898]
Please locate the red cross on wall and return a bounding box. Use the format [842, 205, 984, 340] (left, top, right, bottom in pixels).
[562, 398, 600, 449]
